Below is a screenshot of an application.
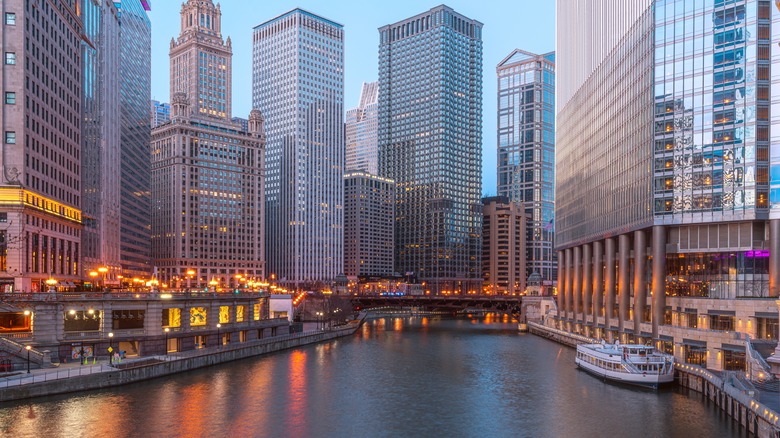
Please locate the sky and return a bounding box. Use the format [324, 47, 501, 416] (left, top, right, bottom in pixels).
[148, 0, 555, 195]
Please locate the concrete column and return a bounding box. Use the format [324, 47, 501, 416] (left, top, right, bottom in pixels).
[770, 220, 780, 297]
[618, 234, 631, 332]
[573, 246, 581, 322]
[633, 229, 647, 335]
[605, 237, 616, 322]
[652, 225, 667, 339]
[557, 250, 564, 317]
[565, 248, 573, 316]
[582, 243, 592, 322]
[592, 240, 603, 322]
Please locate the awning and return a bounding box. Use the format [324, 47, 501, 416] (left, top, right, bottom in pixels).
[708, 310, 736, 316]
[658, 334, 674, 342]
[682, 338, 707, 348]
[640, 331, 652, 338]
[755, 312, 779, 319]
[720, 343, 745, 353]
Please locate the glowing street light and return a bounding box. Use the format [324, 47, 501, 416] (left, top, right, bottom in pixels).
[216, 323, 221, 348]
[25, 345, 31, 373]
[45, 277, 57, 293]
[164, 327, 170, 355]
[98, 266, 108, 290]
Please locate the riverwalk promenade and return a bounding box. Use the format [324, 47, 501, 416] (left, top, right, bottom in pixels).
[0, 316, 365, 402]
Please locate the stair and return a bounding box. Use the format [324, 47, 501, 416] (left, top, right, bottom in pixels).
[0, 336, 53, 367]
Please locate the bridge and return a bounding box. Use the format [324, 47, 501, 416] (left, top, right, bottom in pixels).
[350, 295, 523, 315]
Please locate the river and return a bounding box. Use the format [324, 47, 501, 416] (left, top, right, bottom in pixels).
[0, 314, 744, 438]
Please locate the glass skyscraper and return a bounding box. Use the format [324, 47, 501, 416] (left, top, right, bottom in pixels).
[346, 82, 379, 174]
[253, 9, 345, 288]
[115, 0, 152, 279]
[554, 0, 780, 373]
[496, 49, 556, 289]
[378, 5, 483, 295]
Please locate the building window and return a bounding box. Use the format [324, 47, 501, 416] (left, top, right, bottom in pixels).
[4, 132, 15, 144]
[4, 52, 15, 65]
[4, 13, 15, 25]
[4, 92, 15, 105]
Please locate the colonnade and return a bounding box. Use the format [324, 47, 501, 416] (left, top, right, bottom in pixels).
[556, 225, 667, 340]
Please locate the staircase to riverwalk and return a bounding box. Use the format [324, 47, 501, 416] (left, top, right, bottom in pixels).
[0, 337, 53, 368]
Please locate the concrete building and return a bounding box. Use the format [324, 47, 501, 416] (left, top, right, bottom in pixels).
[81, 1, 122, 286]
[554, 0, 780, 374]
[253, 9, 345, 288]
[344, 171, 395, 278]
[151, 0, 266, 288]
[0, 0, 84, 292]
[378, 5, 483, 295]
[117, 0, 153, 281]
[152, 100, 171, 128]
[496, 49, 556, 287]
[482, 196, 526, 296]
[345, 82, 379, 174]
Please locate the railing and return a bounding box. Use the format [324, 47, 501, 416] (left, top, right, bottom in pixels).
[0, 332, 32, 340]
[0, 362, 112, 389]
[0, 290, 269, 302]
[0, 337, 45, 363]
[742, 333, 773, 382]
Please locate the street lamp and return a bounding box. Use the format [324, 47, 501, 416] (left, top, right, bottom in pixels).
[209, 279, 218, 293]
[98, 266, 108, 290]
[186, 269, 195, 291]
[315, 311, 323, 330]
[216, 323, 221, 348]
[108, 332, 114, 365]
[25, 345, 31, 373]
[45, 277, 57, 293]
[164, 327, 170, 355]
[89, 271, 98, 290]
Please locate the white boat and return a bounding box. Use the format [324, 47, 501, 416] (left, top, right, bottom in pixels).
[575, 341, 675, 389]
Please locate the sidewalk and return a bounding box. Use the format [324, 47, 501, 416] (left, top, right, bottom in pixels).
[0, 358, 115, 389]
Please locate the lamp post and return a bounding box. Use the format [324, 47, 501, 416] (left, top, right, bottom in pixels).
[89, 271, 98, 290]
[45, 277, 57, 293]
[186, 269, 195, 292]
[209, 279, 218, 293]
[98, 266, 108, 291]
[108, 332, 114, 365]
[216, 323, 221, 349]
[25, 345, 31, 373]
[164, 327, 170, 355]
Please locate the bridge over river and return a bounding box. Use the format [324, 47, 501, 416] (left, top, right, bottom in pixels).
[350, 295, 523, 315]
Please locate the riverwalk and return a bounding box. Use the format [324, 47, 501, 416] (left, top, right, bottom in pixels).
[529, 321, 780, 438]
[0, 317, 364, 402]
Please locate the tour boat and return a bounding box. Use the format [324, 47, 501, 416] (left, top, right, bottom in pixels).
[575, 341, 675, 389]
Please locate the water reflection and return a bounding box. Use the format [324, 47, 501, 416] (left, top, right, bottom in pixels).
[0, 315, 744, 438]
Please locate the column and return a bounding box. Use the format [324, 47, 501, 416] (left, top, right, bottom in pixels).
[573, 246, 581, 322]
[633, 229, 647, 335]
[565, 248, 573, 317]
[582, 243, 592, 323]
[605, 237, 616, 323]
[652, 225, 667, 339]
[618, 234, 630, 333]
[557, 250, 564, 318]
[592, 240, 603, 322]
[770, 220, 780, 297]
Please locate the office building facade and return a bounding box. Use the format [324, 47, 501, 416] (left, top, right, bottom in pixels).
[0, 0, 84, 292]
[554, 0, 780, 372]
[253, 9, 345, 288]
[152, 100, 171, 128]
[152, 0, 266, 288]
[378, 5, 483, 294]
[117, 0, 152, 280]
[346, 82, 379, 174]
[496, 49, 556, 288]
[482, 197, 526, 296]
[344, 171, 395, 278]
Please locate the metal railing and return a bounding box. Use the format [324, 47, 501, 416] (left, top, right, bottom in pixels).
[0, 362, 113, 389]
[742, 333, 773, 382]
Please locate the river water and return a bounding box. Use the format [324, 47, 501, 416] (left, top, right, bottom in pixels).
[0, 314, 744, 438]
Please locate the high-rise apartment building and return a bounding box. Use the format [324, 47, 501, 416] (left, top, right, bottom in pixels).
[378, 5, 483, 295]
[554, 0, 780, 372]
[253, 9, 345, 288]
[346, 82, 379, 174]
[496, 49, 556, 289]
[82, 1, 122, 284]
[152, 0, 266, 288]
[482, 196, 526, 295]
[117, 0, 152, 280]
[344, 171, 395, 278]
[0, 0, 84, 292]
[152, 100, 171, 128]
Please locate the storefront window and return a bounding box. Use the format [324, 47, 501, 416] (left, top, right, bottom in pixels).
[190, 307, 207, 326]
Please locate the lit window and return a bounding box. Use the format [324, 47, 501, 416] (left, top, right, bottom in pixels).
[4, 13, 15, 25]
[4, 92, 15, 105]
[4, 131, 16, 144]
[4, 52, 15, 65]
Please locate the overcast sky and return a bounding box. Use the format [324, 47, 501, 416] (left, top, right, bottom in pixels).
[148, 1, 555, 194]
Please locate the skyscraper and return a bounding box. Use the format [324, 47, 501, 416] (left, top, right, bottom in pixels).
[0, 0, 84, 292]
[496, 49, 556, 290]
[378, 5, 483, 295]
[482, 196, 526, 295]
[151, 0, 266, 287]
[253, 9, 345, 288]
[117, 0, 152, 280]
[346, 82, 379, 174]
[151, 100, 171, 128]
[555, 0, 780, 371]
[344, 171, 395, 278]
